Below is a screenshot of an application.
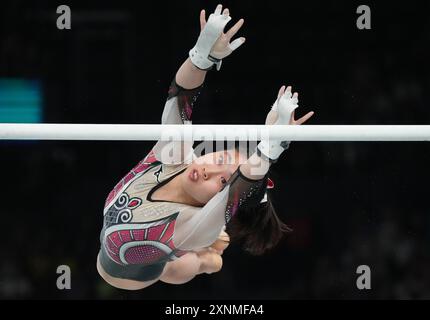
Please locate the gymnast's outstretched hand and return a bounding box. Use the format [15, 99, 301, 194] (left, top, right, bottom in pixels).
[202, 5, 246, 64]
[257, 86, 315, 163]
[190, 4, 246, 71]
[265, 86, 315, 126]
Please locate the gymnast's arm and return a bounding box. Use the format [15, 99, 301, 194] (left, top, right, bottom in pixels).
[152, 5, 246, 164]
[172, 86, 315, 250]
[151, 58, 206, 165]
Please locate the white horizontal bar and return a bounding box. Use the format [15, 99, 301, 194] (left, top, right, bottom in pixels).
[0, 123, 429, 141]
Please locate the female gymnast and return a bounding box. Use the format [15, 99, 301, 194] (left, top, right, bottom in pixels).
[96, 4, 314, 290]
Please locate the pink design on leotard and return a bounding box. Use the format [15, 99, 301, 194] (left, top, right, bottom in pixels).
[104, 192, 142, 227]
[103, 213, 185, 266]
[104, 150, 159, 209]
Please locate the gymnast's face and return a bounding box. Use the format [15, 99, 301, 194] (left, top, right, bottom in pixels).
[180, 149, 247, 206]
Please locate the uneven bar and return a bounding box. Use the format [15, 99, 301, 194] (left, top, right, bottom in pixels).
[0, 123, 429, 141]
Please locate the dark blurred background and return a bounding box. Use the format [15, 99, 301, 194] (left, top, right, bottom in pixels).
[1, 0, 430, 299]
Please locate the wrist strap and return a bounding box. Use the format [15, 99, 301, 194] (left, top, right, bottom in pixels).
[256, 141, 290, 164]
[208, 55, 222, 71]
[256, 146, 278, 164]
[194, 63, 214, 71]
[208, 54, 222, 64]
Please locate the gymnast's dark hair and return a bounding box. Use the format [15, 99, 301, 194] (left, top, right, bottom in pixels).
[225, 142, 292, 256]
[226, 192, 292, 256]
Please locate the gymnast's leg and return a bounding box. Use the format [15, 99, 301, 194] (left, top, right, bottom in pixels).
[160, 231, 230, 285]
[96, 253, 159, 290]
[159, 249, 223, 285]
[96, 230, 230, 289]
